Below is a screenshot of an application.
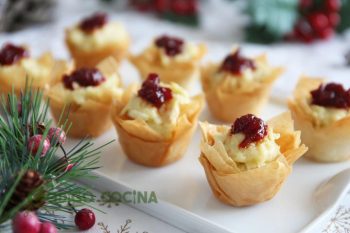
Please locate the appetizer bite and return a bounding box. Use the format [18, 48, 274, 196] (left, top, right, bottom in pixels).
[130, 35, 206, 87]
[65, 12, 130, 68]
[47, 58, 123, 138]
[201, 49, 283, 122]
[289, 77, 350, 162]
[0, 43, 55, 96]
[199, 112, 307, 206]
[112, 73, 204, 167]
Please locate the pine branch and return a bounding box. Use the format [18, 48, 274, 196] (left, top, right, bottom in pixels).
[0, 85, 111, 229]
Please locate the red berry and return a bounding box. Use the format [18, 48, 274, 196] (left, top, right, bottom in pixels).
[220, 49, 256, 75]
[155, 0, 168, 12]
[294, 19, 315, 43]
[39, 222, 57, 233]
[28, 135, 50, 157]
[326, 12, 340, 27]
[47, 127, 66, 146]
[317, 27, 334, 39]
[0, 43, 29, 66]
[138, 73, 173, 108]
[75, 208, 96, 230]
[12, 211, 41, 233]
[325, 0, 340, 12]
[308, 13, 329, 32]
[299, 0, 313, 9]
[311, 82, 350, 108]
[231, 114, 268, 149]
[79, 12, 108, 33]
[64, 163, 76, 172]
[155, 35, 184, 57]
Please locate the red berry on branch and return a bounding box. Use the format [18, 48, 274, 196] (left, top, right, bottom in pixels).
[293, 19, 315, 43]
[155, 0, 168, 13]
[326, 12, 340, 27]
[299, 0, 313, 9]
[39, 222, 57, 233]
[28, 135, 50, 157]
[325, 0, 340, 12]
[47, 127, 66, 146]
[75, 208, 96, 230]
[65, 163, 76, 172]
[12, 211, 41, 233]
[317, 27, 334, 39]
[308, 12, 329, 32]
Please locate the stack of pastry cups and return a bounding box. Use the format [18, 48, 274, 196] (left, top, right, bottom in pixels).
[288, 77, 350, 162]
[199, 112, 308, 206]
[129, 44, 206, 88]
[65, 28, 130, 68]
[0, 51, 55, 97]
[201, 55, 284, 122]
[47, 57, 121, 138]
[112, 86, 204, 167]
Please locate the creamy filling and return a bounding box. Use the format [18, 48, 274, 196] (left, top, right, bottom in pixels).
[210, 60, 273, 92]
[50, 74, 122, 105]
[121, 82, 192, 138]
[212, 127, 281, 170]
[67, 22, 128, 52]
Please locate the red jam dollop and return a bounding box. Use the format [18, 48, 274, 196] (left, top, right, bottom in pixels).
[220, 50, 256, 75]
[63, 68, 106, 90]
[138, 73, 173, 108]
[155, 35, 184, 57]
[79, 12, 108, 33]
[311, 83, 350, 109]
[231, 114, 268, 149]
[0, 43, 29, 66]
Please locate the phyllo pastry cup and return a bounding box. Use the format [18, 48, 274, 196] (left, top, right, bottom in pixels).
[130, 35, 206, 87]
[65, 12, 130, 68]
[199, 112, 307, 206]
[0, 43, 55, 96]
[47, 57, 123, 138]
[201, 50, 283, 122]
[112, 74, 204, 167]
[288, 77, 350, 162]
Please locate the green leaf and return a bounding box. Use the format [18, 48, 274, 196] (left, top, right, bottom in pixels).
[338, 0, 350, 33]
[246, 0, 299, 42]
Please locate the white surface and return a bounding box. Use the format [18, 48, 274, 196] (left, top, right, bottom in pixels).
[1, 0, 350, 232]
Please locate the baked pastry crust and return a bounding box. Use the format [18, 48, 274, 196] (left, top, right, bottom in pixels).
[199, 112, 307, 206]
[129, 43, 206, 87]
[201, 55, 283, 122]
[112, 85, 204, 167]
[288, 77, 350, 162]
[65, 23, 130, 68]
[47, 57, 122, 138]
[0, 51, 55, 96]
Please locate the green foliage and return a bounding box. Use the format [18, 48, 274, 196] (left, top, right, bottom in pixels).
[0, 86, 111, 229]
[245, 0, 299, 43]
[338, 0, 350, 32]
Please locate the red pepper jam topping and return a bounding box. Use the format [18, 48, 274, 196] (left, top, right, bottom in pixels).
[138, 73, 173, 108]
[311, 83, 350, 109]
[0, 43, 29, 66]
[231, 114, 268, 149]
[63, 68, 106, 90]
[155, 35, 184, 57]
[220, 50, 256, 75]
[79, 12, 108, 33]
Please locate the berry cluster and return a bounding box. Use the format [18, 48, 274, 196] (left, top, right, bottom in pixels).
[12, 208, 96, 233]
[292, 0, 340, 42]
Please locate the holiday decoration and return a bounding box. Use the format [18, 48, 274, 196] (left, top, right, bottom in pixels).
[129, 0, 199, 26]
[74, 208, 96, 230]
[0, 85, 111, 231]
[245, 0, 350, 43]
[0, 0, 56, 32]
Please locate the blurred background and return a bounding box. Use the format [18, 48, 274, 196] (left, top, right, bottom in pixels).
[1, 0, 350, 96]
